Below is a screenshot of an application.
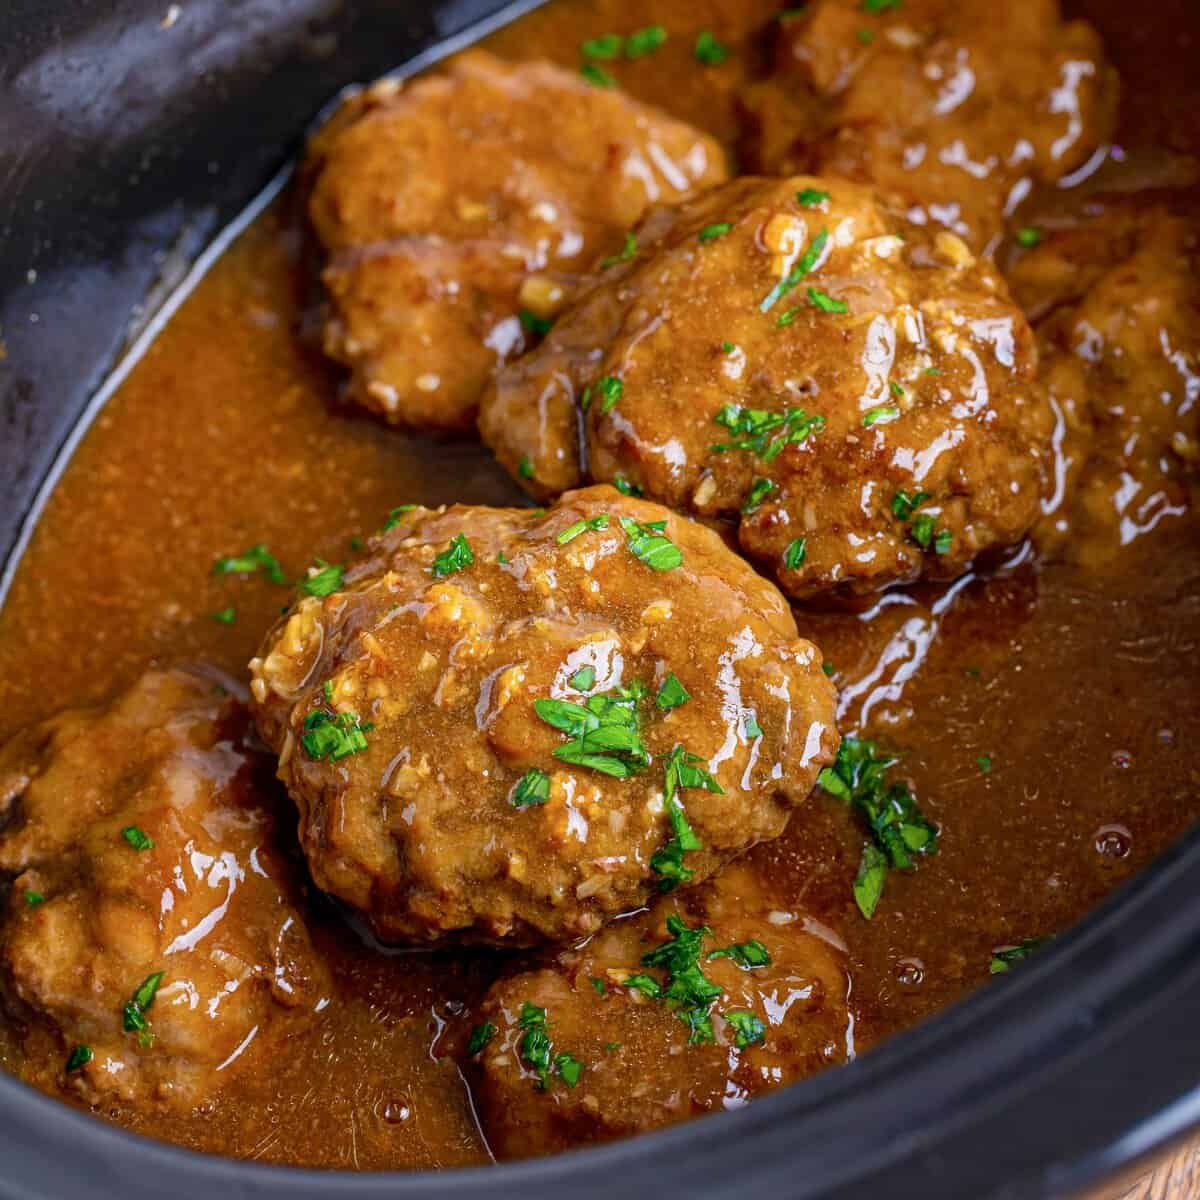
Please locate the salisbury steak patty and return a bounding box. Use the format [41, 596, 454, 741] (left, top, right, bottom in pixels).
[740, 0, 1117, 250]
[0, 669, 330, 1112]
[468, 862, 852, 1159]
[249, 486, 838, 946]
[480, 175, 1052, 601]
[307, 49, 728, 431]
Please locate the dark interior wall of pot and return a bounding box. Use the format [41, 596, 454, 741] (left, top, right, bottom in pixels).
[0, 0, 527, 572]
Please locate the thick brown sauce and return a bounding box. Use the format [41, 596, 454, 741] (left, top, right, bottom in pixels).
[0, 0, 1197, 1172]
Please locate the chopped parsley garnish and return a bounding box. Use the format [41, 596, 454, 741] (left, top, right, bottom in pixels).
[619, 516, 683, 571]
[743, 478, 776, 512]
[977, 754, 993, 774]
[693, 30, 729, 65]
[711, 404, 825, 460]
[570, 666, 597, 692]
[892, 489, 952, 554]
[891, 489, 931, 521]
[622, 972, 664, 998]
[122, 971, 164, 1034]
[625, 24, 667, 57]
[822, 661, 835, 677]
[580, 62, 614, 87]
[889, 380, 906, 398]
[580, 32, 622, 59]
[301, 708, 373, 762]
[796, 188, 830, 208]
[589, 976, 607, 996]
[723, 1009, 766, 1049]
[709, 939, 771, 969]
[807, 286, 848, 314]
[651, 746, 722, 892]
[817, 736, 938, 919]
[212, 544, 287, 585]
[65, 1045, 93, 1073]
[466, 1022, 497, 1055]
[534, 683, 650, 779]
[1016, 226, 1043, 248]
[776, 307, 801, 328]
[516, 1003, 582, 1089]
[557, 513, 610, 545]
[639, 915, 724, 1043]
[518, 455, 535, 480]
[210, 607, 236, 625]
[601, 231, 638, 268]
[857, 28, 875, 44]
[518, 309, 553, 337]
[722, 341, 736, 354]
[698, 222, 733, 244]
[302, 561, 343, 598]
[759, 228, 829, 312]
[784, 538, 807, 570]
[862, 405, 900, 428]
[121, 826, 154, 852]
[511, 768, 551, 808]
[432, 533, 474, 578]
[863, 0, 901, 10]
[597, 375, 624, 413]
[990, 937, 1049, 974]
[655, 673, 691, 711]
[382, 504, 417, 532]
[24, 891, 44, 907]
[613, 474, 643, 497]
[323, 680, 335, 702]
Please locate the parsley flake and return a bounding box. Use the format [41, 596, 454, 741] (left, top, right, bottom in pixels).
[990, 937, 1050, 974]
[516, 1003, 582, 1089]
[699, 222, 733, 244]
[784, 538, 807, 570]
[432, 533, 474, 578]
[601, 231, 638, 268]
[210, 607, 236, 625]
[977, 754, 993, 774]
[619, 516, 683, 571]
[1016, 226, 1043, 248]
[724, 1009, 766, 1049]
[580, 62, 614, 87]
[655, 673, 691, 711]
[580, 32, 622, 59]
[597, 375, 624, 413]
[807, 286, 848, 314]
[24, 890, 44, 907]
[212, 544, 287, 585]
[66, 1045, 93, 1073]
[759, 228, 829, 312]
[467, 1022, 497, 1055]
[302, 561, 343, 598]
[639, 915, 724, 1043]
[301, 708, 373, 762]
[123, 971, 164, 1034]
[708, 939, 771, 969]
[796, 188, 830, 208]
[862, 404, 900, 428]
[613, 474, 643, 497]
[626, 25, 668, 58]
[557, 514, 610, 545]
[518, 455, 536, 480]
[570, 666, 597, 692]
[518, 309, 553, 337]
[511, 768, 551, 808]
[742, 478, 776, 512]
[122, 826, 154, 852]
[694, 30, 729, 65]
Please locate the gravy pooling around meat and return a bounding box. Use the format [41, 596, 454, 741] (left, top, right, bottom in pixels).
[0, 0, 1197, 1172]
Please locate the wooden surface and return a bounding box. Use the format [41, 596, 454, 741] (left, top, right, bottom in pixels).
[1099, 1135, 1200, 1199]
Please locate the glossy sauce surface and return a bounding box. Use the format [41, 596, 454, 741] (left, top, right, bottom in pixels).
[0, 0, 1197, 1171]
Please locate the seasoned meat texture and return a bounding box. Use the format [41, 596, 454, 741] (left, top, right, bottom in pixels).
[468, 862, 852, 1159]
[249, 486, 838, 946]
[740, 0, 1117, 250]
[307, 50, 729, 431]
[0, 670, 330, 1112]
[480, 176, 1051, 601]
[1005, 203, 1200, 564]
